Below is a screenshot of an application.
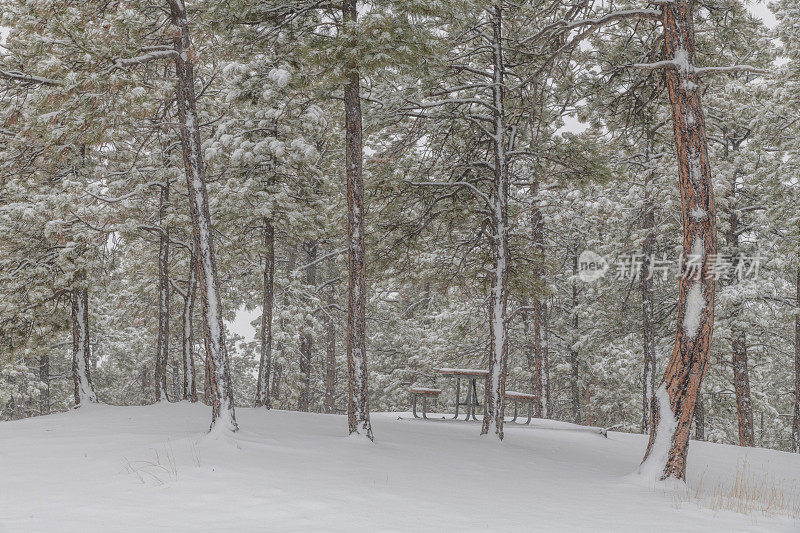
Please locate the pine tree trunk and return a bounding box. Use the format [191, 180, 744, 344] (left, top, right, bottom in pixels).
[298, 242, 317, 412]
[39, 354, 50, 415]
[732, 329, 754, 446]
[71, 278, 98, 406]
[168, 0, 236, 431]
[203, 354, 212, 406]
[272, 247, 295, 409]
[694, 393, 705, 441]
[271, 362, 283, 406]
[642, 0, 717, 481]
[182, 247, 197, 402]
[641, 162, 656, 433]
[725, 168, 754, 447]
[171, 358, 180, 400]
[793, 265, 800, 453]
[481, 3, 509, 440]
[343, 0, 373, 440]
[155, 183, 170, 402]
[531, 180, 545, 418]
[255, 221, 275, 408]
[324, 258, 337, 414]
[570, 248, 581, 425]
[541, 299, 551, 418]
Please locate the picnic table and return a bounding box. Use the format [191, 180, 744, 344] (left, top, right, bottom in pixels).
[438, 368, 489, 421]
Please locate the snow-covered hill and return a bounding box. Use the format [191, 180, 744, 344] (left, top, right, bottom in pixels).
[0, 404, 797, 532]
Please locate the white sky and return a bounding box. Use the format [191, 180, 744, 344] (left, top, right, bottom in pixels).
[747, 2, 778, 28]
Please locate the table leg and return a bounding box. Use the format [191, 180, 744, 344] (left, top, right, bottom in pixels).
[452, 378, 461, 419]
[422, 397, 429, 419]
[525, 400, 532, 424]
[463, 379, 472, 421]
[469, 379, 479, 421]
[412, 394, 419, 418]
[511, 401, 518, 422]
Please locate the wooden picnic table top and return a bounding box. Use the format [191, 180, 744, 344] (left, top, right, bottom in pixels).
[410, 387, 443, 394]
[504, 390, 537, 400]
[438, 368, 490, 378]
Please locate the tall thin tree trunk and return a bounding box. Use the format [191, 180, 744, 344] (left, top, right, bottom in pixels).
[72, 278, 98, 406]
[531, 180, 545, 418]
[171, 358, 180, 400]
[298, 242, 317, 412]
[182, 247, 197, 401]
[155, 183, 170, 402]
[272, 246, 295, 409]
[793, 265, 800, 453]
[570, 249, 581, 425]
[541, 299, 551, 418]
[168, 0, 236, 431]
[255, 221, 275, 408]
[39, 354, 50, 415]
[481, 3, 509, 440]
[343, 0, 373, 440]
[642, 0, 717, 481]
[731, 330, 754, 446]
[725, 166, 754, 447]
[324, 258, 337, 414]
[641, 154, 656, 433]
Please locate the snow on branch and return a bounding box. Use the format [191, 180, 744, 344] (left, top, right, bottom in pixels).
[107, 49, 178, 72]
[522, 8, 660, 45]
[0, 69, 62, 86]
[85, 180, 168, 203]
[562, 9, 662, 30]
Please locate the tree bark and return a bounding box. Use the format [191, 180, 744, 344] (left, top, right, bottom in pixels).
[794, 265, 800, 453]
[181, 247, 197, 402]
[641, 154, 656, 433]
[324, 257, 337, 414]
[39, 354, 50, 415]
[481, 3, 510, 440]
[724, 165, 754, 447]
[541, 299, 551, 418]
[694, 393, 705, 441]
[272, 246, 295, 408]
[71, 278, 98, 406]
[570, 248, 581, 425]
[255, 220, 275, 408]
[531, 180, 545, 418]
[171, 358, 180, 400]
[731, 329, 754, 446]
[642, 0, 717, 481]
[155, 182, 170, 402]
[168, 0, 236, 431]
[298, 241, 317, 412]
[343, 0, 373, 440]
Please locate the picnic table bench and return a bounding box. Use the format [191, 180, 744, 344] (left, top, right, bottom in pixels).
[410, 387, 442, 419]
[504, 390, 538, 424]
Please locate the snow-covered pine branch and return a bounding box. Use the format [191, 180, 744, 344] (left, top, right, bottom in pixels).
[521, 8, 661, 45]
[0, 69, 61, 86]
[406, 180, 493, 209]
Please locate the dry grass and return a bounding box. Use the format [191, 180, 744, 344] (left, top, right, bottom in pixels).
[674, 459, 800, 520]
[122, 442, 179, 486]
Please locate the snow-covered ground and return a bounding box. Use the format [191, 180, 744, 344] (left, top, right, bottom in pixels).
[1, 404, 798, 532]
